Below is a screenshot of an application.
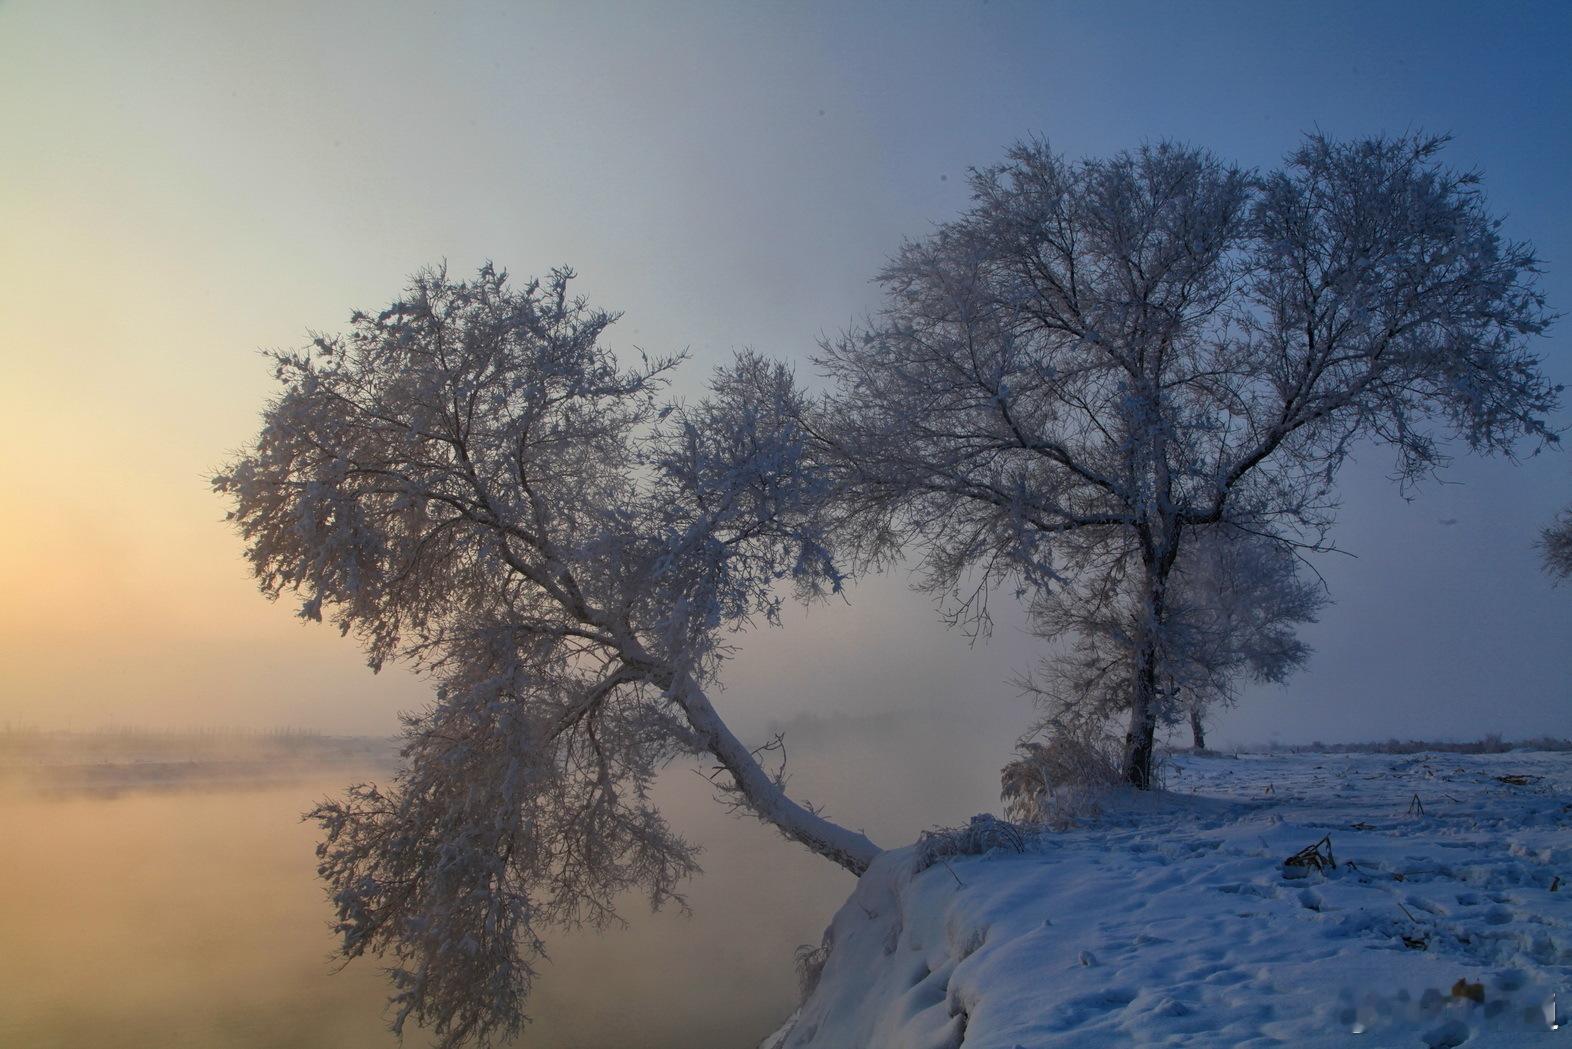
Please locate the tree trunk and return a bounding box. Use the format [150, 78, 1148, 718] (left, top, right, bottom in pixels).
[1121, 554, 1170, 789]
[674, 668, 882, 876]
[1121, 646, 1161, 789]
[614, 631, 882, 877]
[1189, 705, 1207, 751]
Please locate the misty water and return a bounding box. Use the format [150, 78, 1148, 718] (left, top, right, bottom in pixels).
[0, 716, 1013, 1048]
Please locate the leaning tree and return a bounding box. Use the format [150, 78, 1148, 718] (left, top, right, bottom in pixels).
[216, 265, 879, 1047]
[818, 133, 1559, 788]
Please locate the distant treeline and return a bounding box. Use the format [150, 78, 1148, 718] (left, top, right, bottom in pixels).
[0, 727, 397, 767]
[1245, 735, 1572, 756]
[1, 724, 339, 738]
[0, 728, 400, 798]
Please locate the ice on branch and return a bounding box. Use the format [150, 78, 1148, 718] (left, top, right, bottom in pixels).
[817, 134, 1558, 787]
[216, 265, 879, 1046]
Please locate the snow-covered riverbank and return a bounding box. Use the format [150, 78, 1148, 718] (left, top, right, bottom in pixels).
[770, 751, 1571, 1048]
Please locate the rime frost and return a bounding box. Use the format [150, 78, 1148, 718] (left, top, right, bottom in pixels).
[216, 265, 879, 1045]
[1541, 506, 1572, 582]
[817, 134, 1558, 787]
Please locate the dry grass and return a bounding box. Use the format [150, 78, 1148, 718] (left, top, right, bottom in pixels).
[1000, 724, 1124, 829]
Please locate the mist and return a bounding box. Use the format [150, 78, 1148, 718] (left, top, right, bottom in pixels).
[2, 1, 1568, 743]
[0, 711, 1014, 1048]
[2, 2, 1570, 1047]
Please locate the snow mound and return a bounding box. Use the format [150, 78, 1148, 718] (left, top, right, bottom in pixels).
[769, 751, 1571, 1048]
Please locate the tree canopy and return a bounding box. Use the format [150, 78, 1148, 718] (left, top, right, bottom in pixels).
[217, 132, 1561, 1046]
[216, 265, 878, 1046]
[817, 133, 1558, 785]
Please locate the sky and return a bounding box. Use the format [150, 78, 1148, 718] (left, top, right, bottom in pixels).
[1, 0, 1569, 745]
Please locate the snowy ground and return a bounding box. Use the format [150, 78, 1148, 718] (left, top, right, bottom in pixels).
[769, 750, 1571, 1048]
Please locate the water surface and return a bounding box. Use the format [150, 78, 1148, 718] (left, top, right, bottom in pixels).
[0, 716, 1010, 1047]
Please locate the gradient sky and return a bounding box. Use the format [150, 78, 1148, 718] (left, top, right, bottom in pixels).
[2, 1, 1568, 743]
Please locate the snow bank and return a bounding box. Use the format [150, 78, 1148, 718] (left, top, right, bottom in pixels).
[768, 752, 1570, 1048]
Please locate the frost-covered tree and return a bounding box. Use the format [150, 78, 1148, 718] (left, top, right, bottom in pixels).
[215, 265, 880, 1047]
[818, 134, 1558, 788]
[1542, 506, 1572, 582]
[1022, 527, 1326, 753]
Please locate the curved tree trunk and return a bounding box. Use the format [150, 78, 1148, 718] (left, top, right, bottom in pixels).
[1189, 705, 1207, 751]
[674, 669, 881, 876]
[619, 631, 881, 877]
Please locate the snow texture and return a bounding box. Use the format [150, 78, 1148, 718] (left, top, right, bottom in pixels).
[770, 751, 1571, 1048]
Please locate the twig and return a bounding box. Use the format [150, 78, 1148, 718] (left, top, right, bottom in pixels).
[938, 856, 965, 888]
[1284, 834, 1335, 871]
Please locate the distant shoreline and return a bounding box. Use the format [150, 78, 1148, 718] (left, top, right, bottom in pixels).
[0, 729, 399, 798]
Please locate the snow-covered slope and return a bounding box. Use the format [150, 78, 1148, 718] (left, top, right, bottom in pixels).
[771, 751, 1571, 1048]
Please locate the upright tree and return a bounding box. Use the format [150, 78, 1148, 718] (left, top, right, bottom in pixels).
[818, 134, 1558, 787]
[216, 265, 879, 1047]
[1023, 527, 1326, 754]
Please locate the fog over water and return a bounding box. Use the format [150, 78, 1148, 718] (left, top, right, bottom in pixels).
[0, 713, 1014, 1049]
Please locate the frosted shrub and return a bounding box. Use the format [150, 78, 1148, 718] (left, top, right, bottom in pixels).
[794, 934, 832, 1001]
[1001, 723, 1124, 828]
[915, 813, 1027, 874]
[1542, 507, 1572, 582]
